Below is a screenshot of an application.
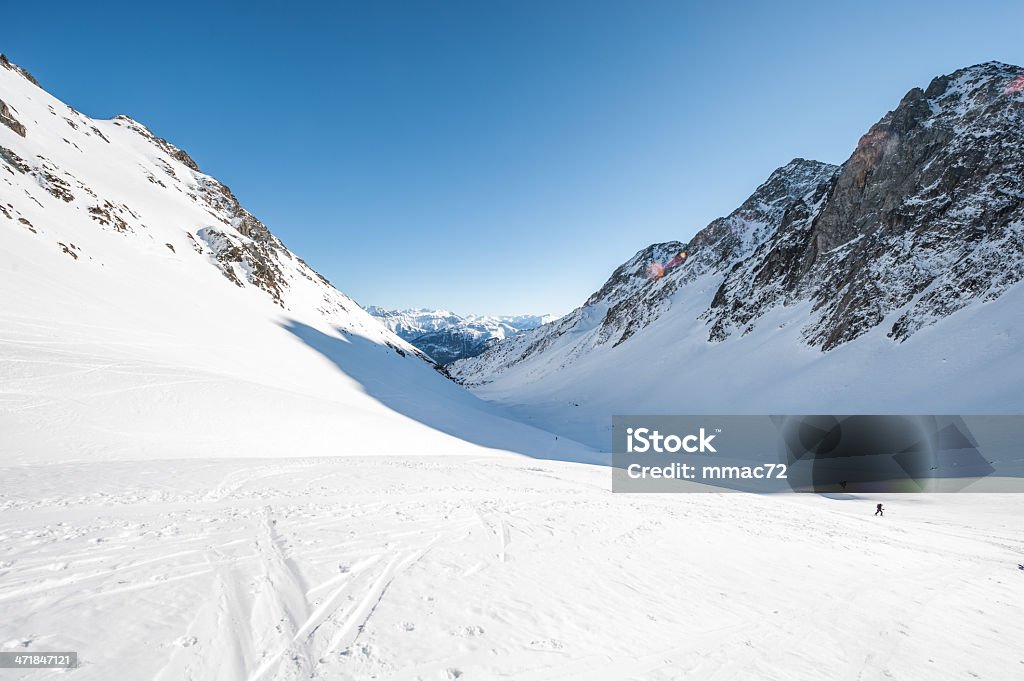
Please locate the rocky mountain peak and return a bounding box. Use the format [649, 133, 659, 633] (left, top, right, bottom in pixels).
[0, 54, 40, 87]
[453, 61, 1024, 387]
[702, 61, 1024, 349]
[112, 115, 201, 171]
[0, 53, 428, 365]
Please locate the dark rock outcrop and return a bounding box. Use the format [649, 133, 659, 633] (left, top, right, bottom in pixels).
[112, 115, 200, 171]
[0, 54, 40, 87]
[0, 97, 26, 136]
[704, 61, 1024, 349]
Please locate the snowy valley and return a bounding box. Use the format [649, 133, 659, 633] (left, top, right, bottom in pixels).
[1, 53, 1023, 681]
[366, 307, 555, 365]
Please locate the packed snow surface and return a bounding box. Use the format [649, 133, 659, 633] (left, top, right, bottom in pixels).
[1, 458, 1022, 680]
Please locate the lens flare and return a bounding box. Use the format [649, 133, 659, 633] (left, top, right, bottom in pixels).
[1006, 74, 1024, 95]
[664, 251, 687, 269]
[646, 251, 687, 281]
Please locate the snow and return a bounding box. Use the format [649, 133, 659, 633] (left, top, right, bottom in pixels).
[0, 59, 591, 467]
[451, 65, 1024, 449]
[0, 219, 588, 463]
[454, 267, 1024, 451]
[2, 458, 1023, 680]
[364, 308, 558, 363]
[2, 58, 1023, 681]
[368, 307, 557, 343]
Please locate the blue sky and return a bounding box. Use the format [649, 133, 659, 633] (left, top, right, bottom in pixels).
[5, 1, 1023, 315]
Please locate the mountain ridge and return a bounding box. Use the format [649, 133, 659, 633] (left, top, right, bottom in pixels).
[450, 61, 1024, 446]
[450, 157, 840, 383]
[705, 60, 1024, 349]
[367, 306, 556, 364]
[0, 53, 589, 463]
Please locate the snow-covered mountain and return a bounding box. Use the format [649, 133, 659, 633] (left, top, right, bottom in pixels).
[451, 62, 1024, 448]
[0, 55, 589, 464]
[367, 306, 556, 364]
[3, 55, 1022, 681]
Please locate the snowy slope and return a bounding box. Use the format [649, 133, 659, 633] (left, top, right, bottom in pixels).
[367, 307, 556, 364]
[1, 457, 1022, 681]
[451, 64, 1024, 449]
[0, 56, 591, 465]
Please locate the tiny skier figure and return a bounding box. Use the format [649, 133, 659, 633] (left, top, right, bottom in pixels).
[875, 503, 884, 517]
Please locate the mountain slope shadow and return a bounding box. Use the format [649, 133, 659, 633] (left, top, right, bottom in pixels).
[281, 320, 604, 464]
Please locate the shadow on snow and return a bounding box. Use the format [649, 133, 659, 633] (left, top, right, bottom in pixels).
[280, 320, 604, 465]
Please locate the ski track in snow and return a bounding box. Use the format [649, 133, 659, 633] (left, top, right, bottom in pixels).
[1, 457, 1022, 681]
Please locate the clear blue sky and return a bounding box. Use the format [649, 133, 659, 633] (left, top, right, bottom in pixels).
[4, 1, 1023, 315]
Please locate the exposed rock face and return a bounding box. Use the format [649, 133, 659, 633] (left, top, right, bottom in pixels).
[601, 158, 839, 347]
[0, 54, 433, 367]
[93, 114, 304, 308]
[0, 144, 30, 173]
[0, 54, 39, 87]
[453, 62, 1024, 385]
[451, 159, 837, 383]
[191, 176, 290, 304]
[705, 61, 1024, 349]
[0, 98, 26, 137]
[111, 115, 200, 171]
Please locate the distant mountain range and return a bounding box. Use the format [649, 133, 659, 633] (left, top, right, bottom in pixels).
[367, 307, 556, 365]
[451, 61, 1024, 447]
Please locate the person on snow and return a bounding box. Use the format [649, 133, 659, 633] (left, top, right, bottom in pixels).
[874, 503, 884, 517]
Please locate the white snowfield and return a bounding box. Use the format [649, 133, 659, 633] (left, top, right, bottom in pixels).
[2, 58, 1023, 681]
[1, 459, 1023, 681]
